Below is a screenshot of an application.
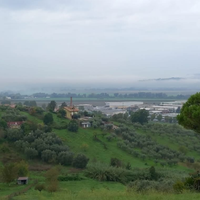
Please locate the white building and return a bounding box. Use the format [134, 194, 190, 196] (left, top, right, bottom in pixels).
[105, 101, 143, 108]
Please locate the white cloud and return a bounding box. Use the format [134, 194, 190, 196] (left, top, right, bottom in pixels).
[0, 0, 200, 89]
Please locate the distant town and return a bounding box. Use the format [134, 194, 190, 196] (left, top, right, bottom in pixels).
[0, 91, 184, 125]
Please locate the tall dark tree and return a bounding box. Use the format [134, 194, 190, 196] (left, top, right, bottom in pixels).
[0, 119, 7, 130]
[58, 109, 66, 118]
[58, 151, 74, 166]
[43, 113, 54, 125]
[131, 109, 149, 125]
[60, 102, 67, 109]
[47, 101, 57, 112]
[157, 114, 162, 122]
[1, 163, 18, 184]
[177, 92, 200, 133]
[68, 120, 79, 132]
[72, 154, 89, 169]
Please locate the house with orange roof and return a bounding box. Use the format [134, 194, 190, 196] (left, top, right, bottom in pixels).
[63, 97, 79, 120]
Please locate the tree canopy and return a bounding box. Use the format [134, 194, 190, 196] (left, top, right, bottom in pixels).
[68, 120, 79, 132]
[43, 113, 54, 125]
[131, 109, 149, 125]
[177, 92, 200, 133]
[47, 101, 56, 112]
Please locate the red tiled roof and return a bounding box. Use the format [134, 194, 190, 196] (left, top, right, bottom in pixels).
[7, 121, 24, 126]
[64, 106, 79, 112]
[17, 177, 28, 180]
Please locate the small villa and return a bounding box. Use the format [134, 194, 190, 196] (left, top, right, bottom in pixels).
[81, 121, 91, 128]
[64, 97, 79, 120]
[7, 121, 23, 129]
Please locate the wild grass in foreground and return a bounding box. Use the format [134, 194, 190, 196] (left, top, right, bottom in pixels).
[13, 189, 200, 200]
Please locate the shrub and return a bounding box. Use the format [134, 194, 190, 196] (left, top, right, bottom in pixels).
[58, 151, 74, 166]
[178, 146, 188, 155]
[6, 129, 23, 142]
[1, 163, 18, 184]
[68, 120, 79, 132]
[58, 174, 84, 181]
[0, 143, 10, 153]
[43, 113, 54, 125]
[128, 180, 173, 192]
[85, 163, 137, 183]
[72, 154, 89, 169]
[25, 147, 38, 159]
[106, 135, 113, 142]
[16, 160, 29, 177]
[126, 162, 131, 170]
[173, 181, 185, 193]
[187, 157, 195, 163]
[184, 177, 194, 189]
[47, 182, 58, 193]
[35, 184, 45, 192]
[149, 166, 159, 181]
[45, 167, 59, 193]
[110, 158, 123, 168]
[41, 150, 57, 163]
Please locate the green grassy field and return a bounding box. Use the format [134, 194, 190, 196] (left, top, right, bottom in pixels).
[1, 109, 200, 200]
[55, 128, 149, 168]
[12, 186, 200, 200]
[0, 183, 27, 199]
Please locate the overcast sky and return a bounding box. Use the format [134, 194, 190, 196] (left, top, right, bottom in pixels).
[0, 0, 200, 90]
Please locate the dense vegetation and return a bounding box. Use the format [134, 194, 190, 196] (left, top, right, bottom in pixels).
[0, 97, 200, 199]
[177, 92, 200, 133]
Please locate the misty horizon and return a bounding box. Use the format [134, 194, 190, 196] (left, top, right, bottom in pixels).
[0, 0, 200, 92]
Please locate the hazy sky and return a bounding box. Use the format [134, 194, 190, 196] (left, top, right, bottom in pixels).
[0, 0, 200, 89]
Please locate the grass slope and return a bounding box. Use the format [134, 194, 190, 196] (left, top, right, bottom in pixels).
[1, 110, 200, 199]
[13, 187, 200, 200]
[55, 128, 146, 168]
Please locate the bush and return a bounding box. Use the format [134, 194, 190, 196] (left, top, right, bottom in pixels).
[68, 120, 79, 132]
[43, 113, 54, 125]
[128, 180, 173, 192]
[0, 143, 10, 153]
[35, 184, 45, 192]
[58, 174, 84, 181]
[1, 163, 18, 184]
[45, 167, 59, 193]
[25, 147, 38, 159]
[187, 157, 195, 163]
[72, 154, 89, 169]
[41, 150, 57, 163]
[106, 135, 113, 142]
[6, 129, 23, 142]
[173, 181, 185, 193]
[149, 166, 159, 181]
[110, 158, 123, 168]
[58, 151, 74, 166]
[85, 163, 135, 183]
[16, 160, 29, 177]
[47, 182, 58, 193]
[0, 119, 7, 130]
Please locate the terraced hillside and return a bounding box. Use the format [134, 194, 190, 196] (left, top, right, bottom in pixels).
[0, 105, 199, 199]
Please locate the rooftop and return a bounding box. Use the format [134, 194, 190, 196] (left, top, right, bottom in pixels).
[64, 106, 79, 112]
[17, 177, 28, 180]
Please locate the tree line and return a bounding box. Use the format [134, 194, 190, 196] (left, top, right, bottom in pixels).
[0, 91, 191, 100]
